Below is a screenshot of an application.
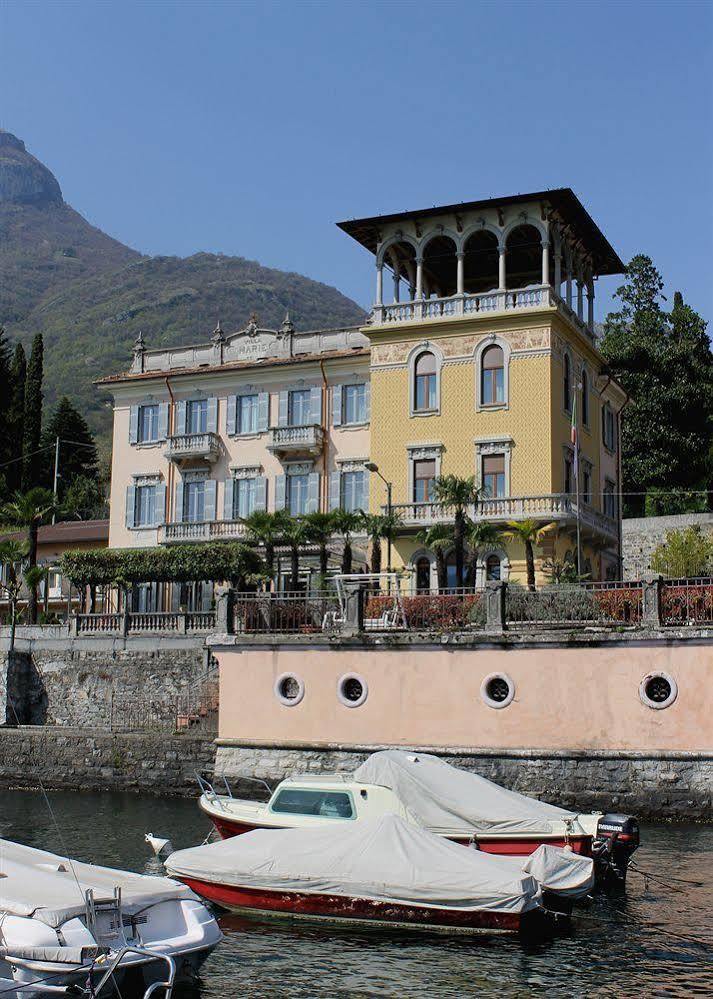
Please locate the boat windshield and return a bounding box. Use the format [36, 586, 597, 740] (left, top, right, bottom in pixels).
[271, 788, 354, 819]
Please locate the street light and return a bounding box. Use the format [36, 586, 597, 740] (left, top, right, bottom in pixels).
[365, 462, 393, 574]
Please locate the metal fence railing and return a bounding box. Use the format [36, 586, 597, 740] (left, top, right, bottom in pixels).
[506, 581, 644, 629]
[232, 591, 341, 635]
[365, 588, 486, 632]
[109, 672, 219, 735]
[661, 578, 713, 626]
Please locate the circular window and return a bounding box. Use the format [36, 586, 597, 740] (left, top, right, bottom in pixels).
[274, 673, 305, 707]
[639, 672, 677, 710]
[480, 672, 515, 709]
[337, 673, 368, 708]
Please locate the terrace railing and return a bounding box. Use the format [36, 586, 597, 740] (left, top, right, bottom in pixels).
[232, 591, 340, 635]
[74, 610, 216, 636]
[661, 578, 713, 626]
[109, 670, 219, 735]
[505, 581, 644, 629]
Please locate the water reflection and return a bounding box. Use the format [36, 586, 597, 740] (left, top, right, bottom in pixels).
[1, 791, 711, 997]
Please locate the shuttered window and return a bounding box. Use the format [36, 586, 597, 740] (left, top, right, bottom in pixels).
[413, 459, 436, 503]
[288, 390, 311, 426]
[138, 404, 159, 443]
[287, 474, 309, 515]
[187, 399, 208, 434]
[482, 454, 505, 498]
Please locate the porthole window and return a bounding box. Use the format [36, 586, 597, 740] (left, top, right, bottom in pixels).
[274, 673, 305, 707]
[337, 673, 368, 708]
[639, 672, 677, 710]
[480, 672, 515, 709]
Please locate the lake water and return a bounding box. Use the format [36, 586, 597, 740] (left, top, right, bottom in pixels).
[1, 790, 711, 997]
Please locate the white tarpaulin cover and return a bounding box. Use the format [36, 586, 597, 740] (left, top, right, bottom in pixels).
[0, 839, 193, 928]
[166, 814, 540, 914]
[354, 751, 579, 836]
[521, 845, 595, 897]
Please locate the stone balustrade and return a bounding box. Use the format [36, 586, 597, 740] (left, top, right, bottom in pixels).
[164, 432, 220, 464]
[159, 520, 247, 544]
[267, 423, 324, 457]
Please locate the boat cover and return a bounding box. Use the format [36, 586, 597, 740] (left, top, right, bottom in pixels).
[521, 845, 595, 897]
[354, 751, 579, 836]
[166, 814, 540, 914]
[0, 839, 194, 928]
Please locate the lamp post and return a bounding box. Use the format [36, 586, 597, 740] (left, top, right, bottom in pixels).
[365, 462, 393, 575]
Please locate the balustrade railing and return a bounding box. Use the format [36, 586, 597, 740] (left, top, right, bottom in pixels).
[160, 520, 246, 543]
[374, 286, 554, 324]
[268, 424, 324, 452]
[165, 432, 220, 461]
[74, 610, 216, 635]
[388, 494, 616, 534]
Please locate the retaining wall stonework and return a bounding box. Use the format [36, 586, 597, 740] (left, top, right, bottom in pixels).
[622, 513, 713, 580]
[214, 742, 713, 821]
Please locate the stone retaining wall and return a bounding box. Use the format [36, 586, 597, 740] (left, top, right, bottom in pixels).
[215, 741, 713, 821]
[622, 512, 713, 580]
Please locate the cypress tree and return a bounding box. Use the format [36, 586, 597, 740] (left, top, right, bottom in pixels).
[6, 342, 26, 494]
[21, 333, 44, 491]
[0, 329, 12, 500]
[40, 396, 98, 496]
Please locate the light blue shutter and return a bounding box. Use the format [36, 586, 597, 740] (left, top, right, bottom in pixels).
[157, 403, 169, 440]
[329, 471, 341, 510]
[176, 400, 187, 436]
[125, 485, 136, 528]
[255, 476, 267, 511]
[155, 483, 167, 526]
[129, 406, 139, 444]
[332, 385, 343, 427]
[358, 471, 369, 512]
[204, 480, 217, 522]
[224, 478, 235, 519]
[306, 473, 320, 514]
[258, 392, 270, 432]
[310, 387, 322, 425]
[226, 396, 237, 436]
[275, 475, 286, 510]
[207, 397, 218, 433]
[278, 391, 289, 427]
[174, 482, 184, 522]
[363, 382, 371, 423]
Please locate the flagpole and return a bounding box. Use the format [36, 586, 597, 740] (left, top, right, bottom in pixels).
[575, 383, 582, 577]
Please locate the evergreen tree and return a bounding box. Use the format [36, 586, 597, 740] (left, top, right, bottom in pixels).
[21, 334, 44, 491]
[5, 342, 26, 495]
[40, 396, 98, 497]
[600, 256, 713, 516]
[0, 329, 13, 497]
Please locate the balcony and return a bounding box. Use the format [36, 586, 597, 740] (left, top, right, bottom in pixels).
[164, 432, 220, 465]
[267, 424, 324, 458]
[159, 520, 247, 544]
[387, 494, 618, 541]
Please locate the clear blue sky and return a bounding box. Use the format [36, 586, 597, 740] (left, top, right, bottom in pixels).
[2, 0, 711, 324]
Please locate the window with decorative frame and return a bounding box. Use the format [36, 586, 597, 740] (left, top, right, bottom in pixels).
[481, 345, 505, 407]
[413, 352, 438, 412]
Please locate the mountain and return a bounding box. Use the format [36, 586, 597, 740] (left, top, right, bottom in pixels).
[0, 131, 367, 444]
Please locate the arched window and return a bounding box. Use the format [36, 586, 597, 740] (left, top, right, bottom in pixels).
[415, 557, 431, 594]
[582, 369, 589, 426]
[481, 345, 505, 406]
[414, 351, 437, 412]
[485, 554, 501, 581]
[563, 353, 572, 413]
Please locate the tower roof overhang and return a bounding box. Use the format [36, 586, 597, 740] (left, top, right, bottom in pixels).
[337, 188, 625, 276]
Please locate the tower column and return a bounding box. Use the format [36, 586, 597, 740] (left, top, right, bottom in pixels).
[375, 263, 383, 306]
[393, 272, 400, 303]
[565, 263, 573, 308]
[554, 242, 562, 295]
[415, 256, 423, 300]
[576, 278, 584, 320]
[541, 238, 550, 287]
[456, 251, 465, 296]
[498, 247, 506, 291]
[587, 276, 595, 330]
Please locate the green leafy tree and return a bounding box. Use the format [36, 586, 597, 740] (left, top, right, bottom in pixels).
[5, 343, 26, 495]
[650, 525, 713, 579]
[332, 509, 362, 574]
[40, 397, 98, 496]
[500, 519, 555, 592]
[0, 539, 28, 652]
[241, 510, 287, 588]
[600, 258, 713, 516]
[359, 511, 403, 575]
[416, 523, 453, 591]
[1, 487, 55, 623]
[432, 474, 478, 588]
[21, 334, 44, 491]
[61, 475, 106, 520]
[302, 511, 336, 579]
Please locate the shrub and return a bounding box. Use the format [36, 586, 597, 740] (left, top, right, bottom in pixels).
[366, 593, 484, 631]
[651, 526, 713, 579]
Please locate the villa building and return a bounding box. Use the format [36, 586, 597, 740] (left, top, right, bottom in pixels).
[98, 188, 626, 596]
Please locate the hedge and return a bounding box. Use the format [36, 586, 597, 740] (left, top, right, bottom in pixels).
[60, 542, 263, 586]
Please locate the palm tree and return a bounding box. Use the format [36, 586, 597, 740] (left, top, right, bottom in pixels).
[2, 488, 55, 623]
[302, 511, 336, 579]
[332, 508, 362, 574]
[465, 521, 502, 587]
[0, 540, 29, 651]
[280, 517, 310, 591]
[432, 475, 478, 588]
[416, 523, 452, 592]
[359, 511, 403, 575]
[241, 510, 288, 589]
[499, 519, 556, 591]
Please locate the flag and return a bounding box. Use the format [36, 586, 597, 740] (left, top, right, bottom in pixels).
[571, 394, 578, 481]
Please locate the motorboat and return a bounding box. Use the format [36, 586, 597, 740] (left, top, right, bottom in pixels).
[197, 750, 639, 882]
[166, 814, 564, 935]
[0, 838, 222, 996]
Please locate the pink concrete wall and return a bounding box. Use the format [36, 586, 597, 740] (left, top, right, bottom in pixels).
[217, 642, 713, 752]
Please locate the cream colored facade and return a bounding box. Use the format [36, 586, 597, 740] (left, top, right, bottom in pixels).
[101, 188, 626, 587]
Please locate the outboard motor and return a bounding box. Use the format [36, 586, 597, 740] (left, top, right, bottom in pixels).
[592, 813, 640, 884]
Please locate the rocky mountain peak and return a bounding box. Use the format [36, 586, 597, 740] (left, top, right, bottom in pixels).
[0, 130, 63, 205]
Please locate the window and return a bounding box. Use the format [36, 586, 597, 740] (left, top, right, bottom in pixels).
[233, 477, 257, 519]
[287, 473, 309, 515]
[482, 454, 505, 498]
[341, 469, 365, 512]
[582, 463, 592, 504]
[135, 483, 157, 527]
[271, 788, 354, 818]
[604, 480, 617, 520]
[582, 370, 589, 427]
[237, 394, 258, 435]
[564, 453, 574, 495]
[414, 352, 437, 412]
[485, 554, 501, 581]
[563, 353, 572, 413]
[481, 345, 505, 406]
[480, 672, 515, 709]
[602, 404, 616, 451]
[415, 557, 431, 593]
[138, 404, 159, 443]
[40, 570, 62, 599]
[413, 459, 437, 503]
[342, 384, 367, 425]
[184, 480, 206, 522]
[288, 389, 311, 426]
[187, 399, 208, 434]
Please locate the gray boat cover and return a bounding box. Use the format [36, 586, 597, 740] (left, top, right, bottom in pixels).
[0, 839, 193, 928]
[487, 845, 595, 899]
[354, 751, 578, 835]
[166, 814, 540, 914]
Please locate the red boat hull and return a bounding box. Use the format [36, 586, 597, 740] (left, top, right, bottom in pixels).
[208, 814, 591, 858]
[179, 876, 534, 934]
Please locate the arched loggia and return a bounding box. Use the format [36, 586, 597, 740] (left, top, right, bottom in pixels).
[505, 224, 544, 290]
